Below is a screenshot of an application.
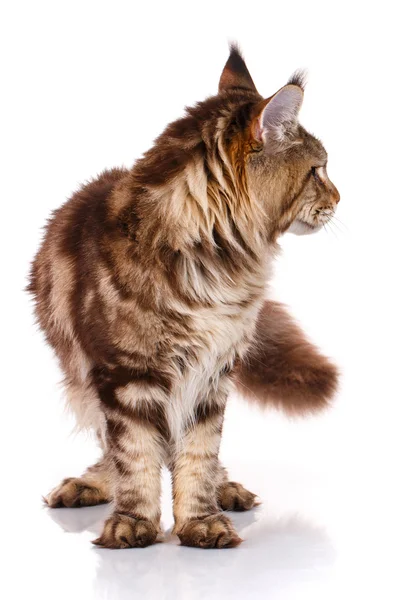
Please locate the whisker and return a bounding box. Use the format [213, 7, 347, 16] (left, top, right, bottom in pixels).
[326, 221, 339, 239]
[318, 210, 345, 236]
[331, 214, 348, 230]
[325, 217, 341, 232]
[330, 215, 347, 234]
[323, 223, 333, 238]
[328, 217, 345, 235]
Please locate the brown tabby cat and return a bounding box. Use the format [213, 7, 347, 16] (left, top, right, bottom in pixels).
[28, 45, 339, 549]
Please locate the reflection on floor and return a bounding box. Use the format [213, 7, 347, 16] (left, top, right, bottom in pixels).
[45, 483, 335, 600]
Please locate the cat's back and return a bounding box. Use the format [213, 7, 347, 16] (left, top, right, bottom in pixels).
[28, 167, 128, 348]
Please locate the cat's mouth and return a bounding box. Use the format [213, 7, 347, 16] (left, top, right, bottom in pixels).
[288, 219, 321, 236]
[299, 219, 318, 231]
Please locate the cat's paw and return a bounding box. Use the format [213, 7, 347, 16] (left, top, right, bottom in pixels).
[177, 513, 242, 549]
[92, 512, 158, 549]
[45, 478, 109, 508]
[218, 481, 259, 511]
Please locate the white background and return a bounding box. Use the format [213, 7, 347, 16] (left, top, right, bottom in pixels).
[2, 1, 400, 599]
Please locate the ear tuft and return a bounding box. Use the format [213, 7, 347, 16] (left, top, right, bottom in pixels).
[287, 69, 307, 91]
[219, 43, 258, 94]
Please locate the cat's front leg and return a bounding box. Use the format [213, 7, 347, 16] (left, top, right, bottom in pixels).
[171, 381, 242, 549]
[92, 372, 167, 549]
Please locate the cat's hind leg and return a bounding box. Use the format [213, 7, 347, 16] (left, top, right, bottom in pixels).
[45, 378, 113, 508]
[45, 455, 113, 508]
[216, 463, 259, 512]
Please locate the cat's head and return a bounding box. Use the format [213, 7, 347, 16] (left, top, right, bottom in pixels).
[218, 45, 340, 240]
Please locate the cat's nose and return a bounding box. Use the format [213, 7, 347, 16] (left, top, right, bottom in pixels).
[331, 185, 340, 204]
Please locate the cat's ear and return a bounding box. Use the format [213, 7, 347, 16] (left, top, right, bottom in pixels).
[219, 44, 258, 94]
[252, 82, 304, 148]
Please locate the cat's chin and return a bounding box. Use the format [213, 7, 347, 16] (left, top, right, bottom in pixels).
[287, 219, 322, 236]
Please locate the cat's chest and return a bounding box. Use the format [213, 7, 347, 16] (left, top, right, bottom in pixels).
[167, 296, 263, 441]
[186, 255, 271, 360]
[191, 298, 262, 360]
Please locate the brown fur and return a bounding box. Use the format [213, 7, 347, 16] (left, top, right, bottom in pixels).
[218, 481, 258, 511]
[93, 514, 158, 549]
[177, 514, 242, 549]
[234, 301, 339, 415]
[29, 44, 340, 549]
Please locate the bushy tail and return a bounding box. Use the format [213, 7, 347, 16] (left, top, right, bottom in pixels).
[233, 301, 339, 415]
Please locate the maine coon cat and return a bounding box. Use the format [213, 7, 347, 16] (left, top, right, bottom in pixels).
[28, 45, 339, 549]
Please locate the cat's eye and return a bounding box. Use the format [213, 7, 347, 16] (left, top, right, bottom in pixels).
[311, 166, 323, 183]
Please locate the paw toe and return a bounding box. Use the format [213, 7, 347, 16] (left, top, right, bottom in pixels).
[218, 482, 258, 512]
[93, 513, 158, 549]
[177, 514, 242, 549]
[45, 478, 109, 508]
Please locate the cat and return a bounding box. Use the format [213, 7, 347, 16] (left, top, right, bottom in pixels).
[28, 44, 339, 549]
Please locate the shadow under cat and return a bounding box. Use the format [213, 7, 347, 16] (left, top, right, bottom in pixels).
[47, 503, 335, 600]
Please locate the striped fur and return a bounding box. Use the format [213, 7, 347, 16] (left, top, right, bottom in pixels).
[29, 45, 339, 549]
